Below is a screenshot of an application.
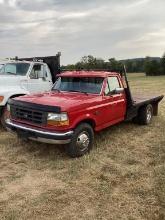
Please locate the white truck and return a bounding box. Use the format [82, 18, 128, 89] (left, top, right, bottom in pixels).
[0, 61, 5, 70]
[0, 64, 4, 70]
[0, 54, 61, 127]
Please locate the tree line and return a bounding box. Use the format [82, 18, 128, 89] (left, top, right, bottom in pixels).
[62, 53, 165, 76]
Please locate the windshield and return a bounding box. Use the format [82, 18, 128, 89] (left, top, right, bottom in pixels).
[52, 77, 104, 94]
[0, 63, 30, 76]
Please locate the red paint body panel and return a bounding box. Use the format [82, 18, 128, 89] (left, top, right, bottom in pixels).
[12, 71, 127, 132]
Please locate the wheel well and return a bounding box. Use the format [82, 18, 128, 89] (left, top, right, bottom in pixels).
[9, 94, 26, 99]
[138, 103, 153, 112]
[75, 119, 96, 130]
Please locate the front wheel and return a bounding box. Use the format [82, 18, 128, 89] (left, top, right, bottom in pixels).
[66, 123, 94, 158]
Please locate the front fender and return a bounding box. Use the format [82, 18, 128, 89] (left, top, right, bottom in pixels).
[0, 87, 29, 106]
[70, 113, 97, 131]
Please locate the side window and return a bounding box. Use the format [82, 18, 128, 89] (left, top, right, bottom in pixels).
[108, 77, 120, 92]
[105, 82, 110, 95]
[105, 76, 120, 95]
[4, 64, 16, 74]
[30, 64, 44, 79]
[44, 65, 49, 78]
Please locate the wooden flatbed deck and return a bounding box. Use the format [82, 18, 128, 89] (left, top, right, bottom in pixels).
[133, 95, 163, 105]
[132, 95, 164, 106]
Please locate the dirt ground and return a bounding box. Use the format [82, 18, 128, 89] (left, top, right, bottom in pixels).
[0, 73, 164, 220]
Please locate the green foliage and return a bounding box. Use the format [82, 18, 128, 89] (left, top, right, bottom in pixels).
[161, 53, 165, 74]
[108, 58, 123, 73]
[121, 59, 146, 73]
[62, 53, 165, 76]
[63, 55, 124, 73]
[145, 55, 165, 76]
[75, 55, 106, 70]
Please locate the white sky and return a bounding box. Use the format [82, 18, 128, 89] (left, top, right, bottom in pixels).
[0, 0, 165, 64]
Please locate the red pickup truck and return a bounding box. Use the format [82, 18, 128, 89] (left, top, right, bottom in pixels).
[6, 70, 163, 157]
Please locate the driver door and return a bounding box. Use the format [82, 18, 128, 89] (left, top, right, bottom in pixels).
[102, 76, 126, 125]
[28, 64, 52, 93]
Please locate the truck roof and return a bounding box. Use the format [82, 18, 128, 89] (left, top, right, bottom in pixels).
[4, 60, 45, 65]
[58, 71, 119, 78]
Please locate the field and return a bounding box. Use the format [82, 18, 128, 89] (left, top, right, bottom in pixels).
[0, 73, 165, 220]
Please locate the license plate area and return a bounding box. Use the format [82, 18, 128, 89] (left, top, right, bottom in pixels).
[17, 129, 36, 139]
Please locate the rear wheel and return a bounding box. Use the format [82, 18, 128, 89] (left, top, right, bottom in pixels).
[66, 123, 94, 158]
[137, 104, 153, 125]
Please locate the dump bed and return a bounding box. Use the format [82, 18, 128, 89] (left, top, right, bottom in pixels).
[17, 54, 61, 83]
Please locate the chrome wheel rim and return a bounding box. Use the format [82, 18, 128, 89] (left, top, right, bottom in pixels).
[76, 132, 90, 151]
[147, 108, 152, 123]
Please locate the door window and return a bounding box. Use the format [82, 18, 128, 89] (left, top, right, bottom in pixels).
[105, 76, 120, 95]
[30, 64, 44, 79]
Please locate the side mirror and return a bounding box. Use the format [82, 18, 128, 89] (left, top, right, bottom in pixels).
[112, 88, 124, 94]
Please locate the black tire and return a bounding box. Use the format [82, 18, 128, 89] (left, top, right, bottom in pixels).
[137, 104, 153, 125]
[66, 123, 94, 158]
[0, 105, 8, 130]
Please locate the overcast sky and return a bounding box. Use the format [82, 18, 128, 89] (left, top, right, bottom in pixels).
[0, 0, 165, 64]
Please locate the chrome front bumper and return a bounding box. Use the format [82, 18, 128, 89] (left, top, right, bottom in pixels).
[6, 119, 73, 144]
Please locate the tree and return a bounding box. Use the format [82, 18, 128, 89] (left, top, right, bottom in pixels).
[63, 54, 164, 75]
[161, 53, 165, 75]
[75, 55, 105, 70]
[108, 58, 123, 73]
[144, 57, 161, 76]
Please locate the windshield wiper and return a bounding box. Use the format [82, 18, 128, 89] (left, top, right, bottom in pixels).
[6, 72, 16, 75]
[52, 89, 61, 93]
[68, 90, 88, 95]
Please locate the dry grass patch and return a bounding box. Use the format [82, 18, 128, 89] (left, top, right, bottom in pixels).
[0, 73, 165, 220]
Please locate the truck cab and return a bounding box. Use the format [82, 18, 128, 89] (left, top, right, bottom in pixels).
[0, 54, 60, 127]
[6, 71, 163, 158]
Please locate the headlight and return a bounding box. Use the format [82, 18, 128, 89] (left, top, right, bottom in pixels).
[0, 96, 4, 103]
[47, 112, 69, 126]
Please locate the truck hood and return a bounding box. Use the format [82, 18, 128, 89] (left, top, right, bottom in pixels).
[15, 92, 101, 112]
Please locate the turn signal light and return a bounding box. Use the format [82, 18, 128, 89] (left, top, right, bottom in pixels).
[0, 96, 4, 103]
[47, 120, 69, 126]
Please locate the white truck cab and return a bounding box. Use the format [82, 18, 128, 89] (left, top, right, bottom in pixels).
[0, 54, 61, 126]
[0, 64, 4, 70]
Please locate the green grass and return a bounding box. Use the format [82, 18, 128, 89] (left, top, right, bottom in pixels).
[0, 73, 164, 220]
